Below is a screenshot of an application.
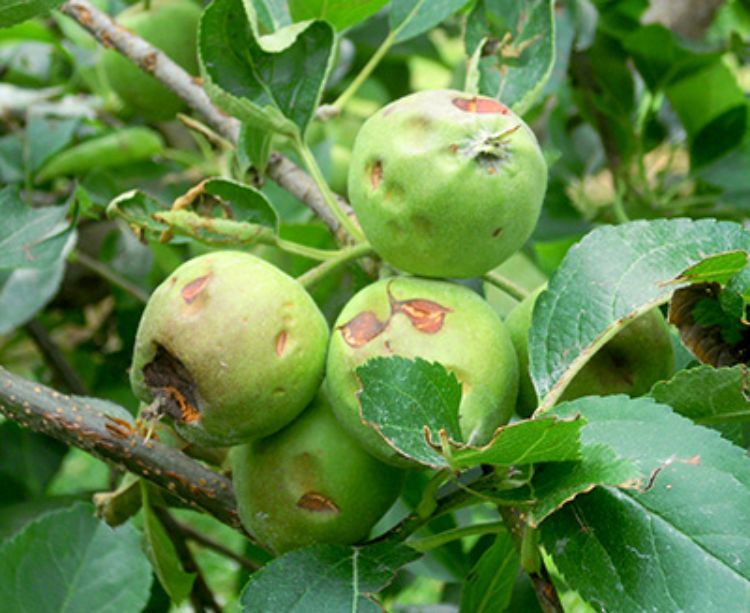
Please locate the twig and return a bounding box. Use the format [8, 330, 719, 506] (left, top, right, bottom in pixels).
[24, 319, 89, 395]
[58, 0, 355, 239]
[71, 250, 149, 303]
[0, 366, 243, 531]
[153, 505, 223, 613]
[175, 519, 260, 572]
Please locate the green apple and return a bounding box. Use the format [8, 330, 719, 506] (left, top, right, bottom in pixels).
[347, 89, 548, 278]
[326, 276, 519, 466]
[231, 389, 403, 553]
[102, 0, 202, 120]
[130, 251, 329, 447]
[506, 288, 675, 416]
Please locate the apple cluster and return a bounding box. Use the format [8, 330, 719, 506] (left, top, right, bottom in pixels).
[129, 90, 674, 554]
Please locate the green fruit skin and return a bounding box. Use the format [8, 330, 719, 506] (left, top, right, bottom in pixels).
[231, 390, 404, 553]
[506, 287, 676, 417]
[130, 251, 329, 447]
[102, 0, 202, 120]
[347, 89, 548, 278]
[326, 276, 519, 466]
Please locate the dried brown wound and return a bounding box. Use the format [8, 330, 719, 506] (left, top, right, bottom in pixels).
[389, 287, 452, 334]
[142, 345, 202, 423]
[340, 311, 388, 348]
[370, 160, 383, 189]
[452, 96, 509, 114]
[296, 492, 340, 513]
[668, 282, 750, 367]
[181, 273, 211, 304]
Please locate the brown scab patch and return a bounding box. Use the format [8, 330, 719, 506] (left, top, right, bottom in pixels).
[370, 160, 383, 190]
[492, 227, 503, 237]
[340, 311, 388, 347]
[181, 274, 211, 304]
[276, 330, 288, 356]
[296, 492, 340, 513]
[453, 96, 510, 114]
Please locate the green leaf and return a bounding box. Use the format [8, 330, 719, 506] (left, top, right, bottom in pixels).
[529, 219, 750, 409]
[673, 250, 749, 286]
[0, 503, 152, 612]
[541, 397, 750, 609]
[526, 441, 640, 526]
[237, 123, 273, 175]
[650, 365, 750, 446]
[0, 421, 67, 504]
[722, 264, 750, 319]
[290, 0, 389, 30]
[691, 105, 749, 168]
[0, 186, 74, 270]
[450, 415, 584, 469]
[0, 231, 76, 334]
[25, 115, 79, 173]
[35, 128, 164, 183]
[460, 529, 519, 613]
[200, 0, 335, 138]
[465, 0, 556, 114]
[106, 190, 171, 237]
[202, 177, 278, 229]
[240, 542, 420, 612]
[356, 356, 463, 468]
[141, 486, 195, 604]
[0, 0, 63, 29]
[389, 0, 471, 44]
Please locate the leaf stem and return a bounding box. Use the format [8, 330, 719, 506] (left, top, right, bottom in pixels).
[408, 521, 506, 552]
[296, 143, 366, 242]
[482, 271, 531, 301]
[275, 238, 352, 261]
[297, 242, 374, 287]
[331, 30, 398, 113]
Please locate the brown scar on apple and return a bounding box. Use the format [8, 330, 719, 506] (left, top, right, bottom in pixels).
[388, 286, 452, 334]
[492, 227, 503, 237]
[143, 345, 202, 424]
[452, 96, 510, 114]
[370, 160, 383, 189]
[296, 492, 340, 513]
[340, 311, 388, 347]
[181, 273, 211, 304]
[276, 330, 288, 356]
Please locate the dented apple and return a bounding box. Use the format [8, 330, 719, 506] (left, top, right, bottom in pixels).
[348, 89, 548, 278]
[326, 276, 519, 466]
[506, 287, 676, 416]
[130, 251, 329, 447]
[230, 389, 403, 553]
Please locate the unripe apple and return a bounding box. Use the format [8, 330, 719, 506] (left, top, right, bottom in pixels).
[326, 276, 519, 466]
[102, 0, 202, 120]
[506, 288, 675, 416]
[348, 89, 547, 278]
[231, 390, 403, 553]
[130, 251, 329, 447]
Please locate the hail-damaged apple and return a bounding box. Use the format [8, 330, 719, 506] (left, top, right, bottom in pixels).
[348, 89, 548, 278]
[130, 251, 329, 447]
[326, 276, 518, 466]
[231, 389, 403, 553]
